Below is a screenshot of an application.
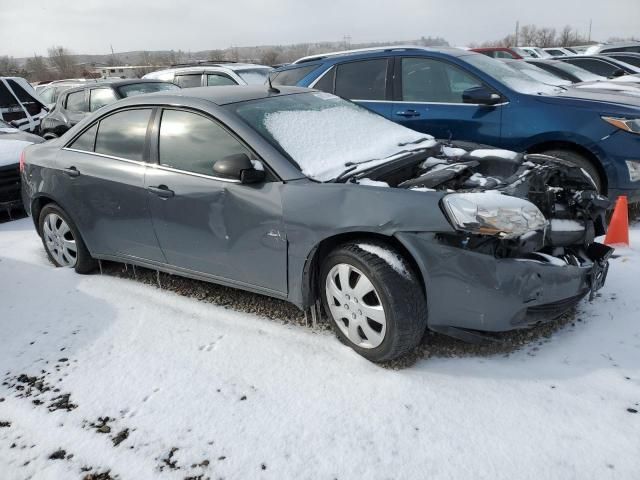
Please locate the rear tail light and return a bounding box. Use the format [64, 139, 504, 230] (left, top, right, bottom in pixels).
[19, 150, 26, 173]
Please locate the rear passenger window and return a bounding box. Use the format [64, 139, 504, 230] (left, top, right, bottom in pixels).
[334, 59, 388, 101]
[89, 88, 118, 112]
[271, 65, 318, 86]
[95, 109, 151, 161]
[159, 109, 250, 176]
[69, 124, 98, 152]
[174, 74, 202, 88]
[206, 74, 237, 86]
[66, 91, 86, 112]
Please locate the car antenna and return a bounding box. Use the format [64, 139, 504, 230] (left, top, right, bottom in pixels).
[267, 75, 280, 94]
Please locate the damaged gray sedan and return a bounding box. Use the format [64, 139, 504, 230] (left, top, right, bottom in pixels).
[21, 86, 612, 362]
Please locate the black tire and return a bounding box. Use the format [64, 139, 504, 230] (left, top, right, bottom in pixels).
[319, 242, 428, 362]
[38, 203, 96, 274]
[540, 149, 603, 193]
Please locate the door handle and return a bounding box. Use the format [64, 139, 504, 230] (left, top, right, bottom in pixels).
[395, 110, 421, 118]
[63, 166, 80, 177]
[147, 185, 175, 198]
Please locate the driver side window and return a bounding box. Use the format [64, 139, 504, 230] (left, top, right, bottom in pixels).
[401, 58, 484, 103]
[158, 109, 252, 177]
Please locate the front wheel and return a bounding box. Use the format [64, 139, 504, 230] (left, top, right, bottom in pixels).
[540, 149, 604, 193]
[39, 204, 96, 274]
[320, 242, 428, 362]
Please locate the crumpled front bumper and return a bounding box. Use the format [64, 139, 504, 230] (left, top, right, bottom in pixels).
[396, 232, 611, 332]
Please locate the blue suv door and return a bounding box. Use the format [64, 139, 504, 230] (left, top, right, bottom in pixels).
[391, 56, 503, 143]
[312, 58, 394, 118]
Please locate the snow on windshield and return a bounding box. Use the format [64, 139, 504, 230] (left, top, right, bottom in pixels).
[464, 54, 563, 95]
[262, 99, 435, 181]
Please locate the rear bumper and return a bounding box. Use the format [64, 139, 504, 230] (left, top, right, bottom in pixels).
[396, 232, 609, 332]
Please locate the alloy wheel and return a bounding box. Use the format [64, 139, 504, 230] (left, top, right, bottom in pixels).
[42, 213, 77, 267]
[325, 263, 387, 348]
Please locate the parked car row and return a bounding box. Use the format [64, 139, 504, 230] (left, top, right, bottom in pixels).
[12, 44, 640, 361]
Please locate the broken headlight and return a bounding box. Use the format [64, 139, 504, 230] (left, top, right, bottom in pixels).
[442, 192, 547, 239]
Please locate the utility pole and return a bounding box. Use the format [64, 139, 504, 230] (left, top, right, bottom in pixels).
[343, 35, 351, 49]
[588, 19, 592, 42]
[515, 20, 519, 47]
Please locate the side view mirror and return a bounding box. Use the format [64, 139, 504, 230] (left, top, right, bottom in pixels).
[213, 153, 266, 184]
[462, 86, 503, 106]
[610, 69, 626, 78]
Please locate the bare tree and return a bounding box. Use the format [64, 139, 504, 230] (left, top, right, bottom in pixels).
[47, 46, 78, 78]
[0, 56, 21, 76]
[259, 48, 279, 66]
[25, 55, 51, 81]
[519, 25, 538, 45]
[536, 27, 556, 47]
[207, 49, 227, 62]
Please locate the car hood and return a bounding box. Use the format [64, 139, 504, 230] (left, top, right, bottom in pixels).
[348, 140, 609, 252]
[546, 86, 640, 108]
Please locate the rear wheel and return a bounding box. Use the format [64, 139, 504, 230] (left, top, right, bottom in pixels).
[540, 149, 603, 193]
[39, 204, 96, 274]
[320, 242, 427, 362]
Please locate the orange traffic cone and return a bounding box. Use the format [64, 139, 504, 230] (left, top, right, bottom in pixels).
[605, 195, 629, 246]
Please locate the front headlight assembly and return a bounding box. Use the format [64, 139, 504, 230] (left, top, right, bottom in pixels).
[442, 192, 547, 239]
[602, 116, 640, 134]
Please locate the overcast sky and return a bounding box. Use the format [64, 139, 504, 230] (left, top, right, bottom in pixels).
[1, 0, 638, 58]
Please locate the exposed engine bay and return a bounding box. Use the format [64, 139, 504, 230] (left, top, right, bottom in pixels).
[349, 140, 612, 286]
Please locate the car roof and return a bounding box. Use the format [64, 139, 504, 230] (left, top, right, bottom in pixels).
[61, 79, 173, 95]
[117, 85, 312, 107]
[148, 63, 270, 74]
[291, 45, 470, 65]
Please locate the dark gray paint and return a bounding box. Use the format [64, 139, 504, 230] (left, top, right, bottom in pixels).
[22, 86, 603, 334]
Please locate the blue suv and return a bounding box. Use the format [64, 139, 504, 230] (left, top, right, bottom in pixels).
[272, 47, 640, 200]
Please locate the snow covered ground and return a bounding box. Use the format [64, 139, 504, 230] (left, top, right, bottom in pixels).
[1, 217, 639, 480]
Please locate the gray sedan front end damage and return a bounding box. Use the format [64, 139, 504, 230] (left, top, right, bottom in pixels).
[342, 141, 613, 337]
[398, 231, 607, 335]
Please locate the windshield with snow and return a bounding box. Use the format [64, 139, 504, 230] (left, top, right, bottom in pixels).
[236, 68, 272, 85]
[230, 92, 435, 181]
[464, 54, 563, 95]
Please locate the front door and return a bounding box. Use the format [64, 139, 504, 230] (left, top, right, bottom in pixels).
[59, 108, 165, 262]
[391, 57, 503, 143]
[145, 108, 287, 294]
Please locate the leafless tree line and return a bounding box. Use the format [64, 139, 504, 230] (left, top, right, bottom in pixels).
[471, 24, 638, 49]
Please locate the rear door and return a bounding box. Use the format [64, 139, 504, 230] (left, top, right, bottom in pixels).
[312, 58, 393, 118]
[391, 56, 503, 142]
[59, 108, 165, 262]
[144, 108, 287, 293]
